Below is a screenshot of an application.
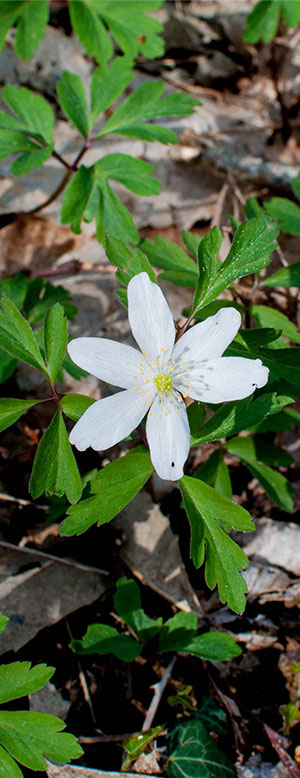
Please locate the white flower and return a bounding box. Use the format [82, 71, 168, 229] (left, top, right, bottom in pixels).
[68, 272, 268, 481]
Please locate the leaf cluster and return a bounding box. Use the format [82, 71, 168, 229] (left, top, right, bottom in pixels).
[167, 699, 236, 778]
[243, 0, 300, 44]
[72, 577, 241, 661]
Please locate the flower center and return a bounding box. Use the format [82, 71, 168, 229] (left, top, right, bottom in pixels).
[154, 372, 173, 393]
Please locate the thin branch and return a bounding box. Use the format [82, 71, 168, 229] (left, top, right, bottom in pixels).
[142, 656, 176, 732]
[29, 168, 72, 214]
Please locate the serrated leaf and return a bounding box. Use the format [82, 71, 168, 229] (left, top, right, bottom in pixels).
[0, 744, 23, 778]
[15, 0, 49, 59]
[168, 718, 237, 778]
[0, 662, 54, 705]
[0, 299, 46, 374]
[69, 0, 113, 63]
[29, 410, 82, 503]
[262, 261, 300, 287]
[71, 624, 140, 661]
[191, 393, 293, 446]
[96, 0, 164, 61]
[97, 79, 198, 141]
[193, 226, 222, 309]
[180, 476, 255, 613]
[0, 398, 40, 432]
[0, 711, 82, 771]
[61, 165, 94, 234]
[57, 71, 89, 138]
[264, 197, 300, 235]
[61, 447, 154, 536]
[194, 450, 232, 499]
[90, 58, 133, 125]
[43, 303, 68, 386]
[2, 85, 54, 144]
[95, 153, 160, 196]
[140, 236, 197, 281]
[113, 578, 162, 644]
[60, 393, 95, 421]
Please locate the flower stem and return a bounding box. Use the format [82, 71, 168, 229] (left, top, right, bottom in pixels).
[28, 142, 89, 215]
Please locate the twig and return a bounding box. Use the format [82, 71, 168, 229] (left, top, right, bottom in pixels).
[78, 731, 139, 744]
[264, 723, 300, 778]
[0, 492, 47, 509]
[66, 620, 97, 726]
[29, 168, 72, 214]
[142, 656, 176, 732]
[0, 539, 109, 576]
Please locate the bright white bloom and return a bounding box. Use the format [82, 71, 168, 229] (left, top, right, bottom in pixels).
[68, 272, 268, 481]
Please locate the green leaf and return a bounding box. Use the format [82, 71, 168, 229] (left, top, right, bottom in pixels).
[282, 0, 300, 25]
[0, 2, 24, 54]
[69, 0, 113, 63]
[280, 703, 300, 735]
[196, 698, 227, 738]
[253, 347, 300, 390]
[168, 718, 237, 778]
[97, 0, 164, 61]
[0, 352, 17, 384]
[191, 393, 293, 446]
[89, 58, 134, 126]
[11, 144, 53, 175]
[180, 476, 255, 613]
[97, 179, 139, 245]
[0, 711, 82, 771]
[0, 744, 23, 778]
[71, 624, 140, 661]
[291, 172, 300, 201]
[57, 71, 89, 138]
[243, 0, 280, 43]
[247, 461, 293, 511]
[158, 612, 197, 653]
[15, 0, 49, 59]
[262, 261, 300, 287]
[2, 85, 54, 144]
[115, 248, 157, 290]
[0, 614, 8, 634]
[0, 398, 40, 432]
[122, 726, 163, 772]
[29, 410, 82, 503]
[194, 450, 232, 499]
[25, 281, 77, 324]
[183, 631, 241, 661]
[113, 578, 162, 644]
[61, 447, 154, 536]
[43, 304, 68, 386]
[61, 165, 94, 234]
[240, 327, 282, 349]
[193, 227, 222, 309]
[225, 434, 293, 466]
[0, 662, 54, 705]
[182, 230, 202, 258]
[264, 197, 300, 235]
[140, 236, 197, 281]
[249, 405, 300, 433]
[60, 393, 95, 421]
[0, 299, 46, 374]
[95, 153, 160, 196]
[0, 273, 29, 309]
[0, 129, 41, 158]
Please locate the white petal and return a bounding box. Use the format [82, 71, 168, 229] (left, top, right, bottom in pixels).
[172, 308, 241, 363]
[68, 338, 147, 389]
[186, 357, 269, 403]
[69, 389, 148, 451]
[128, 272, 175, 361]
[146, 394, 190, 481]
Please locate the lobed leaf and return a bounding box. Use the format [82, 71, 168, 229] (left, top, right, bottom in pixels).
[0, 299, 46, 374]
[0, 662, 54, 705]
[29, 410, 82, 503]
[0, 711, 82, 771]
[71, 623, 140, 661]
[191, 393, 293, 446]
[14, 0, 49, 60]
[0, 398, 40, 433]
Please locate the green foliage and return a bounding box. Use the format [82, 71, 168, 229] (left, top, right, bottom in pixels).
[122, 726, 164, 772]
[29, 410, 82, 503]
[0, 657, 82, 777]
[250, 305, 300, 344]
[158, 612, 241, 660]
[72, 623, 141, 661]
[194, 450, 232, 499]
[69, 0, 164, 63]
[43, 304, 68, 386]
[140, 235, 198, 286]
[262, 261, 300, 287]
[280, 703, 300, 735]
[60, 393, 96, 421]
[0, 615, 8, 634]
[0, 0, 49, 58]
[265, 198, 300, 235]
[0, 398, 40, 433]
[0, 299, 47, 375]
[168, 716, 237, 778]
[113, 578, 163, 644]
[105, 237, 156, 302]
[180, 476, 255, 613]
[61, 447, 154, 535]
[190, 393, 293, 446]
[0, 85, 54, 174]
[243, 0, 300, 44]
[225, 435, 294, 511]
[57, 71, 90, 138]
